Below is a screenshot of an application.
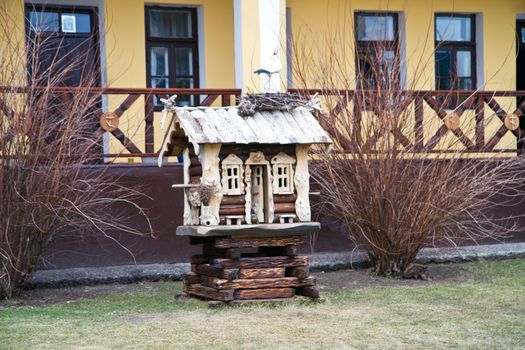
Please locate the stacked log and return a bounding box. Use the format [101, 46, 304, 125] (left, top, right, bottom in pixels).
[183, 235, 319, 304]
[188, 147, 201, 184]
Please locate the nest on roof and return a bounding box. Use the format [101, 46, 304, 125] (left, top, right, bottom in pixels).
[237, 93, 312, 117]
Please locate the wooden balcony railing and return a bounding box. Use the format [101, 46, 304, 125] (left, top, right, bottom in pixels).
[3, 86, 524, 162]
[290, 89, 525, 154]
[0, 86, 241, 161]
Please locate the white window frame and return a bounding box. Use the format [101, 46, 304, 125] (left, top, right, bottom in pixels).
[221, 154, 244, 195]
[271, 152, 296, 195]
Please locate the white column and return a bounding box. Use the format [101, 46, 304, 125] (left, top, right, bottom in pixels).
[234, 0, 286, 93]
[258, 0, 286, 92]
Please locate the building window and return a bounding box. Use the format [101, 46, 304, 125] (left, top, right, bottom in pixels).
[355, 12, 399, 89]
[145, 6, 199, 106]
[271, 152, 296, 195]
[435, 14, 476, 91]
[221, 154, 244, 195]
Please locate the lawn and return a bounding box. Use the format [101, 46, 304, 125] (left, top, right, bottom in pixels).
[1, 259, 524, 350]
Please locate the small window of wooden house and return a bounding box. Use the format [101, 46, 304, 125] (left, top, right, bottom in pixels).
[275, 165, 291, 193]
[221, 154, 244, 195]
[271, 152, 296, 195]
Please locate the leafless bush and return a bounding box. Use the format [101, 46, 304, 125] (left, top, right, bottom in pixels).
[0, 5, 151, 298]
[291, 19, 524, 277]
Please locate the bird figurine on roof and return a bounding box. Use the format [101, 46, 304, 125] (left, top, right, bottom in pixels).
[159, 94, 178, 130]
[254, 47, 282, 92]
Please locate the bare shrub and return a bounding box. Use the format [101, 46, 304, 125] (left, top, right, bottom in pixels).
[291, 17, 524, 277]
[0, 5, 151, 298]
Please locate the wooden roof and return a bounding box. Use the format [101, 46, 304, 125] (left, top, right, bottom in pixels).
[158, 106, 332, 164]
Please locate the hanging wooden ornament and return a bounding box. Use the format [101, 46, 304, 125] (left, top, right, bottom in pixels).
[100, 112, 119, 132]
[444, 112, 460, 130]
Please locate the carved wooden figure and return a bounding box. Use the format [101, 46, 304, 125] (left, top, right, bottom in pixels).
[159, 99, 332, 304]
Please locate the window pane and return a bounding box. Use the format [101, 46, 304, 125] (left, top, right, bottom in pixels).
[61, 13, 91, 33]
[357, 15, 394, 41]
[149, 9, 192, 38]
[174, 47, 193, 76]
[152, 78, 169, 106]
[29, 11, 59, 32]
[436, 77, 452, 90]
[151, 47, 169, 76]
[521, 28, 525, 44]
[435, 50, 452, 77]
[176, 78, 194, 106]
[175, 78, 193, 88]
[436, 16, 471, 41]
[435, 50, 452, 90]
[456, 50, 472, 77]
[152, 77, 168, 88]
[458, 78, 473, 90]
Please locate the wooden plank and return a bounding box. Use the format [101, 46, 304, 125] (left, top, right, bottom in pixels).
[414, 96, 424, 149]
[203, 245, 241, 259]
[110, 128, 142, 154]
[218, 206, 245, 216]
[176, 222, 320, 237]
[182, 273, 200, 285]
[221, 94, 230, 106]
[274, 203, 296, 214]
[290, 266, 309, 279]
[145, 93, 155, 153]
[193, 264, 239, 280]
[213, 256, 308, 269]
[273, 194, 297, 204]
[114, 94, 141, 117]
[475, 96, 485, 149]
[185, 284, 234, 301]
[201, 94, 219, 106]
[238, 268, 286, 279]
[221, 195, 246, 205]
[214, 236, 305, 249]
[201, 275, 311, 290]
[259, 246, 298, 257]
[234, 288, 295, 300]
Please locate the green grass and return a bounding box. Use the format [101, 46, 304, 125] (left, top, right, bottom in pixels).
[1, 259, 524, 349]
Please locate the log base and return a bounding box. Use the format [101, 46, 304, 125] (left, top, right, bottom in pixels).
[182, 234, 319, 304]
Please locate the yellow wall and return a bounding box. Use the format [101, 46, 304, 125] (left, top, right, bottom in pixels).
[286, 0, 525, 152]
[105, 0, 234, 89]
[1, 0, 235, 160]
[104, 0, 235, 159]
[287, 0, 524, 90]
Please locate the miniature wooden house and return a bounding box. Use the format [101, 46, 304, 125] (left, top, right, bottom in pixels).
[158, 104, 332, 229]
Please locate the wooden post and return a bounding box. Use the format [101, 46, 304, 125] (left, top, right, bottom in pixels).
[475, 96, 485, 150]
[145, 93, 155, 154]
